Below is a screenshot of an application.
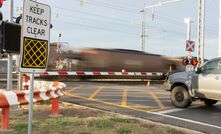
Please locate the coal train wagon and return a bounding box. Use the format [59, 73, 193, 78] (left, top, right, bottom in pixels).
[47, 44, 185, 75]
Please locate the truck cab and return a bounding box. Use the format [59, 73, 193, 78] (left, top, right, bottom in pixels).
[164, 57, 221, 108]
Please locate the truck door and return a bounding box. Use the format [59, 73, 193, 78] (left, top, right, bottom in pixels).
[192, 59, 221, 99]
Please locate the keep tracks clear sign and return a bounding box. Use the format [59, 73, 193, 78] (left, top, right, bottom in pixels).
[19, 0, 51, 73]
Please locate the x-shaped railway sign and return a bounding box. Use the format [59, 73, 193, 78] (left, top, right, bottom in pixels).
[186, 40, 195, 52]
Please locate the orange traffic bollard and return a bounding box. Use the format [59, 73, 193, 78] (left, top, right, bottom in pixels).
[50, 98, 62, 117]
[51, 98, 59, 115]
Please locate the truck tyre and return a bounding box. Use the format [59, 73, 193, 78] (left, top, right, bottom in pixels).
[171, 86, 192, 108]
[204, 99, 218, 106]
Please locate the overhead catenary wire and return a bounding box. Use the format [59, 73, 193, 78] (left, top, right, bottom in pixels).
[52, 11, 181, 38]
[51, 5, 134, 24]
[96, 0, 139, 8]
[51, 7, 188, 35]
[80, 0, 138, 11]
[52, 14, 216, 41]
[1, 4, 216, 40]
[56, 13, 141, 29]
[74, 0, 138, 14]
[2, 0, 216, 44]
[53, 19, 140, 37]
[50, 0, 218, 38]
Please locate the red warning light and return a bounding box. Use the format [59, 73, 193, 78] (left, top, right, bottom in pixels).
[121, 69, 126, 73]
[191, 58, 198, 66]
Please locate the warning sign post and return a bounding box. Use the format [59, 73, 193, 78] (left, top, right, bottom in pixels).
[19, 1, 51, 134]
[20, 0, 51, 73]
[185, 40, 195, 72]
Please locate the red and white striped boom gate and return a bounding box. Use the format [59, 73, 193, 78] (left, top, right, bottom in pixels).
[39, 71, 163, 76]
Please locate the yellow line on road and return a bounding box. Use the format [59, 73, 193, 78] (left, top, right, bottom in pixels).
[121, 88, 128, 107]
[67, 86, 83, 93]
[65, 92, 170, 113]
[89, 87, 103, 99]
[150, 92, 165, 109]
[65, 93, 149, 113]
[102, 86, 147, 90]
[102, 87, 126, 90]
[130, 105, 154, 108]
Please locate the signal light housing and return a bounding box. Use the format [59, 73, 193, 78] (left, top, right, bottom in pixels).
[182, 57, 189, 66]
[0, 21, 21, 53]
[182, 57, 198, 66]
[0, 0, 3, 8]
[191, 58, 198, 66]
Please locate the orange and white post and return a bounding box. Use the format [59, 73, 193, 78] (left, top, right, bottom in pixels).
[51, 98, 60, 116]
[50, 81, 62, 117]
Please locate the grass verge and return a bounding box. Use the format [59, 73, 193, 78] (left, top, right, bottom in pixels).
[0, 103, 194, 134]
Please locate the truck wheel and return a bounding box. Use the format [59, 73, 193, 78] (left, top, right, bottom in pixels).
[204, 99, 218, 106]
[171, 86, 192, 108]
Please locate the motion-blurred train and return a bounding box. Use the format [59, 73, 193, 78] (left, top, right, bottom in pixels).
[0, 42, 186, 75]
[46, 42, 185, 74]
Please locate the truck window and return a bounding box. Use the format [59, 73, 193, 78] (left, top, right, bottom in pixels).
[201, 59, 221, 74]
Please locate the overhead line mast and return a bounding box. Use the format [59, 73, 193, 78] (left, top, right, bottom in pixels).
[219, 0, 221, 57]
[197, 0, 205, 66]
[140, 4, 145, 52]
[140, 0, 183, 52]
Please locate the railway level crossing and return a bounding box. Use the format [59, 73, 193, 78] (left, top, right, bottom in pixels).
[63, 82, 221, 134]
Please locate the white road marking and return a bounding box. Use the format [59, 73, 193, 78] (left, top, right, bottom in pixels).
[149, 112, 221, 129]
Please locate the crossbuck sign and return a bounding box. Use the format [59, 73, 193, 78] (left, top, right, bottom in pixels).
[186, 40, 195, 52]
[20, 0, 51, 73]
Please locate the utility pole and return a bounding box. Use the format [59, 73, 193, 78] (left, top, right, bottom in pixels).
[140, 0, 183, 53]
[197, 0, 205, 66]
[140, 4, 145, 52]
[57, 33, 61, 53]
[184, 18, 193, 41]
[7, 0, 13, 90]
[219, 0, 221, 57]
[56, 33, 62, 70]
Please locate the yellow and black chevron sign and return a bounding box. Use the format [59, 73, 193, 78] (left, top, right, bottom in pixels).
[21, 37, 48, 69]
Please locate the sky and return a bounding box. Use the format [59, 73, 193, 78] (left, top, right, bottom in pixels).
[1, 0, 220, 59]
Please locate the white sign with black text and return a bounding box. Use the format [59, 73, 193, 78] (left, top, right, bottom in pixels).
[23, 0, 51, 40]
[20, 0, 51, 73]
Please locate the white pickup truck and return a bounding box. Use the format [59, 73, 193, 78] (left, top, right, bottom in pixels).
[164, 57, 221, 108]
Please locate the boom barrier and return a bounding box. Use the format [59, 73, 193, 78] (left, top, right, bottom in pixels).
[39, 71, 163, 76]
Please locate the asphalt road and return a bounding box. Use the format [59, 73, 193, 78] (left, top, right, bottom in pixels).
[62, 82, 221, 134]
